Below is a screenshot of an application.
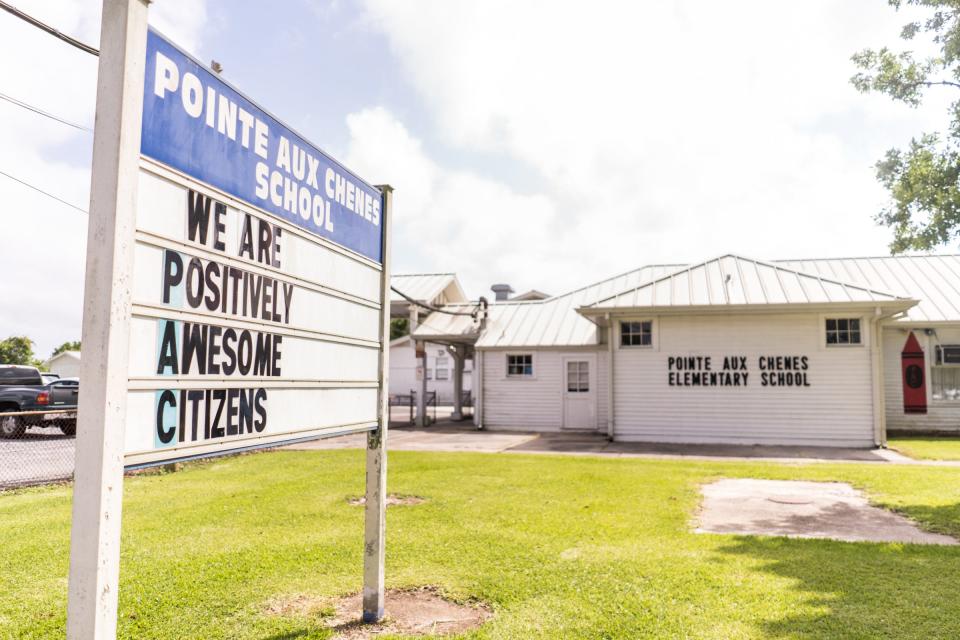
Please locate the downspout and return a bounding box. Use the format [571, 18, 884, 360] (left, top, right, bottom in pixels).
[606, 312, 615, 441]
[475, 349, 484, 430]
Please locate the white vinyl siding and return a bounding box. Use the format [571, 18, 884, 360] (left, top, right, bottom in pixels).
[612, 313, 876, 446]
[482, 348, 604, 431]
[884, 327, 960, 433]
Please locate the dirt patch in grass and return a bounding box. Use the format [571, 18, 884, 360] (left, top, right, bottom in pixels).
[347, 494, 426, 507]
[263, 593, 335, 618]
[328, 587, 491, 639]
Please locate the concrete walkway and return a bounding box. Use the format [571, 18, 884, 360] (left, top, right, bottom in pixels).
[287, 424, 953, 465]
[697, 478, 958, 545]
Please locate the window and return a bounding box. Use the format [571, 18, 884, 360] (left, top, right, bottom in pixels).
[825, 318, 861, 345]
[566, 361, 589, 393]
[436, 368, 449, 380]
[934, 345, 960, 401]
[436, 356, 449, 368]
[620, 321, 652, 347]
[426, 368, 433, 380]
[507, 354, 533, 377]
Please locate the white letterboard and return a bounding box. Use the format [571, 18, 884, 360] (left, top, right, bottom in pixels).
[124, 30, 385, 465]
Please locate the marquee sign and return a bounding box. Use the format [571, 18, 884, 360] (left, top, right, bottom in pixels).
[122, 29, 387, 466]
[69, 5, 391, 635]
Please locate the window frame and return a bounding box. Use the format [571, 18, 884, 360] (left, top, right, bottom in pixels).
[822, 316, 865, 348]
[619, 319, 654, 349]
[933, 343, 960, 403]
[505, 353, 535, 379]
[565, 360, 590, 393]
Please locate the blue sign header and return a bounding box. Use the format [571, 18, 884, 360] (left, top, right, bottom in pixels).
[141, 30, 383, 263]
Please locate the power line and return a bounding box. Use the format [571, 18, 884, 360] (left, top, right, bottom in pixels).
[0, 167, 477, 321]
[390, 286, 481, 318]
[0, 0, 99, 56]
[0, 168, 87, 214]
[0, 91, 92, 132]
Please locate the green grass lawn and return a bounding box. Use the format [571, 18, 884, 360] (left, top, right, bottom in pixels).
[889, 436, 960, 460]
[3, 450, 960, 639]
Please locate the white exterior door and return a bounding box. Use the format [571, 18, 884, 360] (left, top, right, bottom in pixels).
[562, 356, 596, 430]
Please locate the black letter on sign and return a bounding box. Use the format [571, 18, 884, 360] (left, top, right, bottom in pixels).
[213, 202, 227, 251]
[156, 389, 177, 444]
[238, 214, 254, 261]
[162, 250, 183, 304]
[156, 320, 179, 375]
[187, 190, 212, 246]
[186, 258, 204, 309]
[253, 388, 267, 432]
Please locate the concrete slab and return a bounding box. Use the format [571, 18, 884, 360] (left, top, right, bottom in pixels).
[696, 478, 957, 545]
[287, 428, 538, 454]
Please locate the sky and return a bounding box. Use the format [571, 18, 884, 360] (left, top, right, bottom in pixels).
[0, 0, 953, 358]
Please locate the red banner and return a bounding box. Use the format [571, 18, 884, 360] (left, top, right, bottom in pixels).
[901, 332, 927, 414]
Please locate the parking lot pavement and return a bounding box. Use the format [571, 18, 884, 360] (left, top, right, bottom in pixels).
[0, 427, 75, 489]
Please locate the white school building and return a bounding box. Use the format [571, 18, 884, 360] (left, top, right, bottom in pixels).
[412, 254, 960, 447]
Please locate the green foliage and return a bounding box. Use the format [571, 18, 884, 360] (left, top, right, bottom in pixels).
[50, 341, 81, 358]
[852, 1, 960, 251]
[390, 317, 409, 340]
[0, 335, 41, 367]
[4, 450, 960, 638]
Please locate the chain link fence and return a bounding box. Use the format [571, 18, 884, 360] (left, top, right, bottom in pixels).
[0, 409, 76, 490]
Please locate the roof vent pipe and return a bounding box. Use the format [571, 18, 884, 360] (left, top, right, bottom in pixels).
[491, 284, 514, 301]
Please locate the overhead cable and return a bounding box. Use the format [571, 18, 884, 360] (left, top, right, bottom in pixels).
[390, 286, 481, 318]
[0, 166, 481, 322]
[0, 91, 92, 132]
[0, 0, 99, 55]
[0, 168, 87, 213]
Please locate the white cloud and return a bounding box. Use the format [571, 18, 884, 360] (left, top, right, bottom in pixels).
[0, 0, 207, 359]
[345, 107, 558, 296]
[359, 0, 953, 297]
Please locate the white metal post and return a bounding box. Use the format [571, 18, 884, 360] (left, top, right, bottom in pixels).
[67, 1, 149, 638]
[363, 185, 393, 623]
[417, 344, 428, 427]
[450, 346, 464, 420]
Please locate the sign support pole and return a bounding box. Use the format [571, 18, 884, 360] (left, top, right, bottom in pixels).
[66, 1, 149, 638]
[363, 185, 393, 623]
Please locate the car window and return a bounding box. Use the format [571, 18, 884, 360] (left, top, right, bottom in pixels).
[0, 367, 42, 385]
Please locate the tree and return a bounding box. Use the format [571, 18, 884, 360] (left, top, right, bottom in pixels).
[0, 336, 40, 367]
[852, 1, 960, 252]
[390, 318, 409, 341]
[51, 341, 81, 358]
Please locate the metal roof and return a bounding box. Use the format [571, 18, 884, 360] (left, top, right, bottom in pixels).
[411, 254, 960, 349]
[776, 255, 960, 324]
[586, 255, 910, 311]
[412, 264, 683, 347]
[390, 273, 468, 305]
